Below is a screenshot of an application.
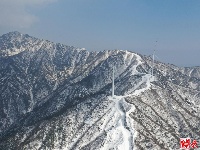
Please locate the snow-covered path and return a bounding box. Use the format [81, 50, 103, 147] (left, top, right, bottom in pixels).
[107, 96, 135, 150]
[102, 73, 153, 150]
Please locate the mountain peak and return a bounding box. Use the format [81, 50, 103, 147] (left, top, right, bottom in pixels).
[7, 31, 22, 35]
[0, 31, 43, 57]
[1, 31, 24, 39]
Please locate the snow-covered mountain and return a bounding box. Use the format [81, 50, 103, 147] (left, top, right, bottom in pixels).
[0, 31, 199, 150]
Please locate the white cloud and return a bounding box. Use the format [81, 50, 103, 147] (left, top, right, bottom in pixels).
[0, 0, 57, 28]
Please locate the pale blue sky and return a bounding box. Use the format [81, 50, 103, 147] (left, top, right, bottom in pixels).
[0, 0, 200, 66]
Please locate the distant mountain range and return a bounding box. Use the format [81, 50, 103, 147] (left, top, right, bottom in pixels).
[0, 31, 199, 150]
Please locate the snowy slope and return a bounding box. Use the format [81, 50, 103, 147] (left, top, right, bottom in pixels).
[0, 32, 200, 150]
[102, 55, 153, 150]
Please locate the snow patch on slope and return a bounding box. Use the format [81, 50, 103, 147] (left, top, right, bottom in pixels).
[102, 96, 135, 150]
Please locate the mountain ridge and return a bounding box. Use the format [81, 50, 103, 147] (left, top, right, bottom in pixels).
[0, 31, 199, 150]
